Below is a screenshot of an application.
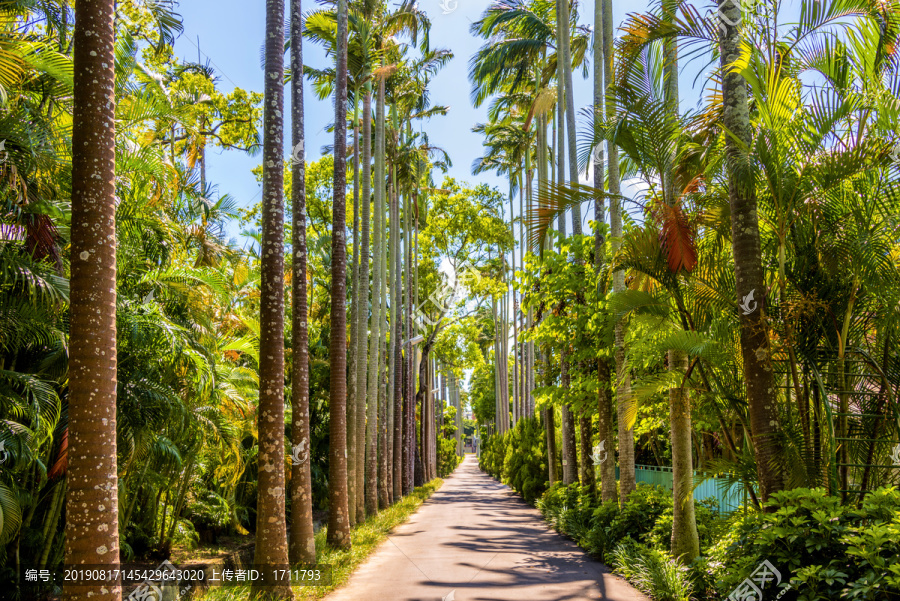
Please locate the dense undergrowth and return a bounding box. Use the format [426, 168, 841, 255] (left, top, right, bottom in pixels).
[480, 428, 900, 601]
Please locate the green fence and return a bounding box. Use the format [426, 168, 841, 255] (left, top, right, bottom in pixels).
[615, 464, 748, 514]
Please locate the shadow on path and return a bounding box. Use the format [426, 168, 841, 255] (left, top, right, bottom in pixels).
[325, 455, 648, 601]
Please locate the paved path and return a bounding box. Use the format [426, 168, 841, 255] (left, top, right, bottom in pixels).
[326, 455, 649, 601]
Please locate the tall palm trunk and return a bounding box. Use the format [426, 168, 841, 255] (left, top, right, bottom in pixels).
[66, 2, 121, 598]
[404, 185, 416, 493]
[603, 0, 635, 501]
[356, 85, 372, 524]
[366, 76, 385, 516]
[289, 0, 316, 564]
[347, 89, 360, 527]
[376, 83, 390, 510]
[662, 20, 699, 561]
[558, 0, 582, 234]
[718, 0, 784, 501]
[391, 168, 403, 500]
[555, 52, 578, 483]
[562, 0, 590, 486]
[325, 0, 351, 549]
[593, 0, 616, 505]
[254, 0, 296, 592]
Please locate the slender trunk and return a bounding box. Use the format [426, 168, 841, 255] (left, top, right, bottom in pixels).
[347, 88, 360, 527]
[365, 79, 382, 516]
[402, 186, 413, 495]
[289, 0, 316, 563]
[597, 358, 617, 503]
[392, 181, 403, 501]
[669, 349, 700, 561]
[66, 2, 121, 599]
[561, 357, 578, 485]
[356, 86, 372, 524]
[555, 66, 578, 484]
[603, 0, 635, 502]
[579, 412, 595, 493]
[558, 0, 582, 234]
[254, 0, 296, 591]
[165, 457, 196, 544]
[718, 0, 784, 501]
[38, 481, 66, 569]
[325, 0, 351, 549]
[662, 18, 699, 561]
[405, 186, 416, 493]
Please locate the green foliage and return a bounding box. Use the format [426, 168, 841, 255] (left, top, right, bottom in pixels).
[648, 497, 727, 556]
[707, 487, 900, 601]
[479, 417, 547, 502]
[437, 437, 461, 478]
[478, 432, 508, 480]
[610, 541, 694, 601]
[501, 417, 549, 503]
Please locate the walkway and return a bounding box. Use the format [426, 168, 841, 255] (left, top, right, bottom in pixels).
[326, 455, 649, 601]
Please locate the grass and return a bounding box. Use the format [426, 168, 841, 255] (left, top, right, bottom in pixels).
[197, 478, 443, 601]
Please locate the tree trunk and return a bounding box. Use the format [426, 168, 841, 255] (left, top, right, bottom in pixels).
[558, 0, 582, 234]
[379, 335, 389, 508]
[661, 16, 699, 561]
[254, 0, 296, 592]
[603, 0, 635, 502]
[597, 358, 617, 503]
[579, 412, 595, 493]
[347, 88, 360, 527]
[365, 77, 383, 517]
[325, 0, 351, 549]
[66, 2, 121, 599]
[718, 0, 784, 501]
[669, 349, 700, 561]
[356, 85, 372, 525]
[289, 0, 316, 563]
[391, 181, 403, 501]
[560, 358, 578, 485]
[402, 186, 413, 495]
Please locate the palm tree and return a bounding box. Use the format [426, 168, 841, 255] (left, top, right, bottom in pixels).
[326, 0, 352, 548]
[289, 0, 316, 566]
[358, 79, 373, 522]
[717, 0, 784, 501]
[366, 73, 384, 516]
[65, 1, 122, 599]
[602, 0, 635, 502]
[253, 0, 294, 594]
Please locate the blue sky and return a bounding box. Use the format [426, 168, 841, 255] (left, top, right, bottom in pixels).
[171, 0, 661, 243]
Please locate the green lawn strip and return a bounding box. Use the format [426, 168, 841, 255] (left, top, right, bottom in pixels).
[196, 478, 443, 601]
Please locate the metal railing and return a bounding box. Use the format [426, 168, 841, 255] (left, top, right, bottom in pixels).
[615, 464, 748, 514]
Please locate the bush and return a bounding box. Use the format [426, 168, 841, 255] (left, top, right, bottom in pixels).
[707, 487, 900, 600]
[610, 541, 694, 601]
[478, 431, 508, 479]
[648, 497, 728, 555]
[537, 482, 598, 547]
[437, 437, 461, 477]
[585, 484, 672, 562]
[502, 416, 549, 503]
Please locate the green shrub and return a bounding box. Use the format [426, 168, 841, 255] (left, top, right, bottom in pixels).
[437, 437, 461, 477]
[537, 482, 598, 547]
[584, 484, 672, 562]
[478, 432, 507, 479]
[501, 416, 549, 503]
[707, 487, 900, 600]
[610, 541, 694, 601]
